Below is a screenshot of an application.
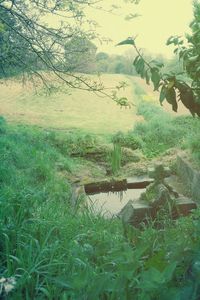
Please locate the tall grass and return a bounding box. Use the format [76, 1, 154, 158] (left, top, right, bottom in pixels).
[110, 143, 122, 175]
[1, 118, 200, 299]
[132, 101, 200, 159]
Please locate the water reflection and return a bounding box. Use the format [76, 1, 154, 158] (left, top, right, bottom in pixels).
[87, 188, 145, 218]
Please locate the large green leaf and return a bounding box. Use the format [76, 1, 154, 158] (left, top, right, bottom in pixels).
[151, 68, 161, 91]
[159, 85, 167, 104]
[133, 55, 140, 66]
[166, 87, 178, 112]
[145, 70, 150, 85]
[117, 38, 135, 46]
[150, 59, 164, 68]
[188, 55, 199, 62]
[137, 58, 145, 75]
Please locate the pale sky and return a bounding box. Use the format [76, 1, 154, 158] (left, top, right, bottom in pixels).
[89, 0, 194, 58]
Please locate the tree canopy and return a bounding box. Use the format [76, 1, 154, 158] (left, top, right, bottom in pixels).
[0, 0, 140, 104]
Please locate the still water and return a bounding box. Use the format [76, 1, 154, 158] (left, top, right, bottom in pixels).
[87, 188, 145, 218]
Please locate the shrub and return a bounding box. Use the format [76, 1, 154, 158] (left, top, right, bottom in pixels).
[186, 133, 200, 165]
[133, 102, 200, 158]
[112, 131, 142, 150]
[137, 101, 165, 121]
[45, 130, 98, 156]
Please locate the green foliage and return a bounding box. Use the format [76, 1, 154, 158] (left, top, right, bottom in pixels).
[2, 121, 200, 299]
[133, 102, 200, 158]
[112, 130, 142, 150]
[117, 2, 200, 116]
[64, 37, 97, 74]
[117, 37, 136, 46]
[46, 130, 98, 156]
[109, 143, 122, 174]
[95, 52, 138, 75]
[186, 132, 200, 164]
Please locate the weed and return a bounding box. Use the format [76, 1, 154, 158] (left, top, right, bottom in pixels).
[109, 143, 122, 175]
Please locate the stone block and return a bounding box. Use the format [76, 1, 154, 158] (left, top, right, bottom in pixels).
[177, 152, 200, 202]
[126, 176, 153, 189]
[118, 200, 151, 226]
[172, 196, 197, 218]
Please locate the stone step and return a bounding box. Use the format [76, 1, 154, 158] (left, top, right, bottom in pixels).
[173, 196, 197, 218]
[118, 200, 151, 226]
[84, 179, 127, 194]
[119, 196, 197, 227]
[126, 177, 153, 189]
[164, 175, 190, 198]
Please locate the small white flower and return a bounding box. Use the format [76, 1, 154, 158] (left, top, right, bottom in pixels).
[0, 277, 16, 295]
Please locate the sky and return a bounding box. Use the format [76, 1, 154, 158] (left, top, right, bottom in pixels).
[88, 0, 194, 58]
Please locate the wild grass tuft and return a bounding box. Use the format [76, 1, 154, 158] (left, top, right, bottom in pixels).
[109, 143, 122, 175]
[132, 101, 200, 158]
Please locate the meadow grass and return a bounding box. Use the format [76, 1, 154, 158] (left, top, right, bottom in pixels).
[0, 74, 140, 134]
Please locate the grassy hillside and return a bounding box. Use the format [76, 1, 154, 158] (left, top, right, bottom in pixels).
[0, 74, 143, 134]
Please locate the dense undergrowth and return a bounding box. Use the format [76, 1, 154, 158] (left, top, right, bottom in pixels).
[112, 98, 200, 161]
[1, 115, 200, 299]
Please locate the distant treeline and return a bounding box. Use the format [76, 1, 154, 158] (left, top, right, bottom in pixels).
[95, 50, 185, 77]
[0, 27, 184, 78]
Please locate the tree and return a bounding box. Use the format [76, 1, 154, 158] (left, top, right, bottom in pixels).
[0, 7, 37, 77]
[64, 37, 97, 74]
[0, 0, 140, 105]
[0, 1, 97, 88]
[117, 0, 200, 116]
[96, 52, 109, 61]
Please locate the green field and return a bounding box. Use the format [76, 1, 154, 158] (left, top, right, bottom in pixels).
[0, 74, 145, 134]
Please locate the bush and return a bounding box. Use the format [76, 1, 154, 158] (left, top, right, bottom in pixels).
[134, 115, 181, 157]
[112, 131, 143, 150]
[186, 132, 200, 165]
[133, 103, 200, 158]
[137, 101, 166, 121]
[45, 130, 98, 156]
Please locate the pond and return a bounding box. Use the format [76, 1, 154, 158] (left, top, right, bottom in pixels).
[85, 177, 153, 218]
[87, 188, 146, 218]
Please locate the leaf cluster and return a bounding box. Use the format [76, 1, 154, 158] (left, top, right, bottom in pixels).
[117, 31, 200, 116]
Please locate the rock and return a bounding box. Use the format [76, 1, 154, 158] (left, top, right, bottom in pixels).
[164, 175, 185, 198]
[72, 143, 112, 162]
[71, 184, 85, 207]
[121, 161, 148, 177]
[140, 183, 172, 208]
[148, 162, 170, 181]
[173, 196, 197, 218]
[121, 148, 144, 165]
[84, 179, 127, 194]
[127, 176, 154, 189]
[177, 152, 200, 202]
[150, 184, 172, 209]
[118, 200, 151, 227]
